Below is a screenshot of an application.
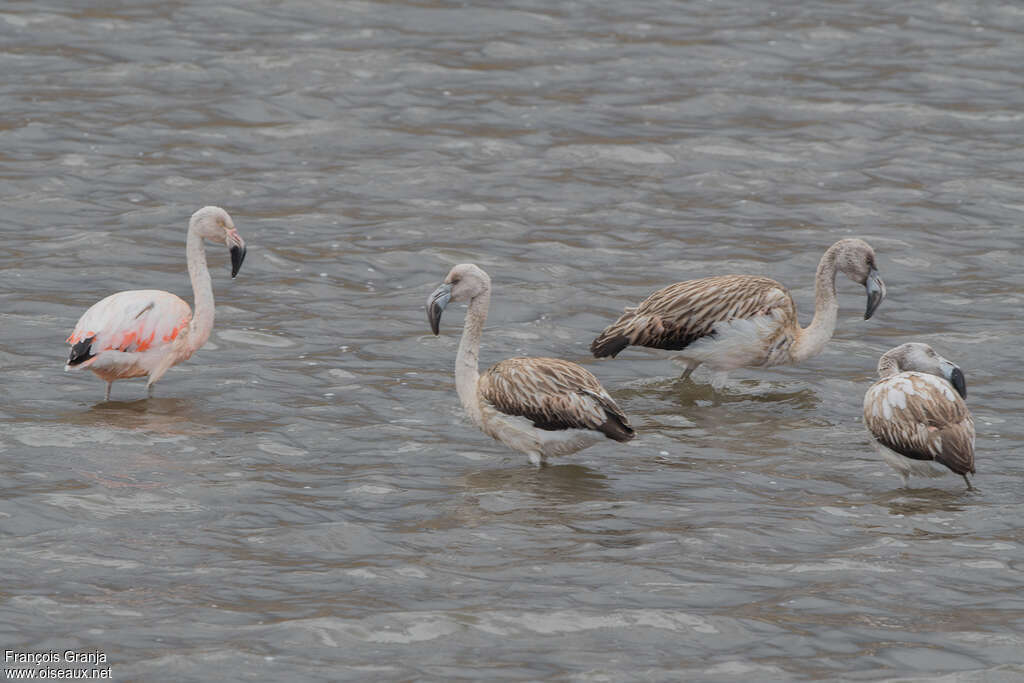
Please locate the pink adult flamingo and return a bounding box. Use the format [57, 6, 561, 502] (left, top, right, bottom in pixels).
[65, 206, 246, 400]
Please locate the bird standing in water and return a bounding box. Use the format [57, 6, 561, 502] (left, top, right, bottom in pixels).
[65, 206, 246, 400]
[863, 342, 974, 488]
[427, 263, 635, 466]
[591, 239, 886, 388]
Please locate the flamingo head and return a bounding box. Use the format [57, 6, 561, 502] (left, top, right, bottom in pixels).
[881, 342, 967, 399]
[832, 238, 886, 320]
[426, 263, 491, 335]
[190, 206, 247, 278]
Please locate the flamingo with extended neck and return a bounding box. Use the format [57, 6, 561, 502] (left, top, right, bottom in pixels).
[427, 264, 635, 466]
[590, 239, 886, 387]
[65, 206, 246, 400]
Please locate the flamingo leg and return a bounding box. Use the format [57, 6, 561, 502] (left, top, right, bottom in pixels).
[679, 363, 697, 383]
[963, 474, 973, 490]
[104, 382, 112, 402]
[147, 382, 155, 399]
[709, 371, 730, 391]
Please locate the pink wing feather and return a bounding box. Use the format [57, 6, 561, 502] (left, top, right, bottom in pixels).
[67, 289, 192, 356]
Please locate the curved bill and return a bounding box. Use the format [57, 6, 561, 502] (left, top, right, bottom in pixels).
[426, 283, 452, 335]
[230, 245, 247, 278]
[864, 267, 886, 320]
[948, 366, 967, 399]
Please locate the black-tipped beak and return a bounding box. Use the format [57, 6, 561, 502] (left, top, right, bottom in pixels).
[949, 366, 967, 399]
[864, 267, 886, 320]
[230, 245, 246, 278]
[427, 283, 452, 335]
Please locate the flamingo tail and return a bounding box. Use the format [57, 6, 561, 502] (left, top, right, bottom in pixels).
[67, 336, 96, 367]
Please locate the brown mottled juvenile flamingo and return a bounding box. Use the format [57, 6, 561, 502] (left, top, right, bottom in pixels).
[65, 206, 246, 400]
[864, 342, 974, 489]
[427, 263, 635, 466]
[591, 239, 886, 388]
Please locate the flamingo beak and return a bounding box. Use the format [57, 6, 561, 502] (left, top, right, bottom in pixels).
[943, 362, 967, 399]
[864, 267, 886, 320]
[230, 244, 246, 278]
[950, 367, 967, 399]
[226, 228, 246, 278]
[427, 283, 452, 335]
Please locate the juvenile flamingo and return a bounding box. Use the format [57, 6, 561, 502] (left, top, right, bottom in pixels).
[590, 239, 886, 387]
[65, 206, 246, 400]
[427, 264, 635, 466]
[863, 342, 974, 488]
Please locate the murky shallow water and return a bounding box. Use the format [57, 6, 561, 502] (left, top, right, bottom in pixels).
[2, 1, 1023, 680]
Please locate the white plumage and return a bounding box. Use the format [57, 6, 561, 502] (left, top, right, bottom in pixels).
[65, 206, 246, 400]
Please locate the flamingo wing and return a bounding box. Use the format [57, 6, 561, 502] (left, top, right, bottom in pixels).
[67, 289, 192, 365]
[591, 275, 795, 357]
[863, 372, 976, 475]
[479, 357, 635, 442]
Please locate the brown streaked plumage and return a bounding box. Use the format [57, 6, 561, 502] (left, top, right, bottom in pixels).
[480, 357, 634, 443]
[427, 264, 635, 466]
[591, 275, 794, 357]
[591, 239, 886, 387]
[863, 343, 974, 488]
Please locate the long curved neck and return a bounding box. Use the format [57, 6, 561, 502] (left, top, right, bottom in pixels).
[455, 288, 490, 427]
[186, 228, 215, 353]
[792, 245, 840, 361]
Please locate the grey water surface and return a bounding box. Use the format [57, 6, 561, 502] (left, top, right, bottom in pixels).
[1, 1, 1023, 680]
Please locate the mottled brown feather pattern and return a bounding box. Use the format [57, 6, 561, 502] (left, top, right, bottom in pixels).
[479, 357, 635, 442]
[591, 275, 796, 357]
[864, 375, 975, 475]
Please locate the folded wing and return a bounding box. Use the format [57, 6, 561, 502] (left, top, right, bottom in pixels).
[479, 357, 635, 442]
[863, 372, 975, 475]
[66, 289, 192, 364]
[591, 275, 794, 357]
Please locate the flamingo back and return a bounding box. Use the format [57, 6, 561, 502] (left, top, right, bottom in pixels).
[863, 371, 975, 476]
[67, 289, 192, 362]
[479, 357, 635, 442]
[591, 275, 795, 357]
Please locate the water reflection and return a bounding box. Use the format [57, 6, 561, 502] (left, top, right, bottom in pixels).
[461, 462, 611, 504]
[66, 398, 223, 436]
[878, 488, 973, 517]
[620, 374, 819, 408]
